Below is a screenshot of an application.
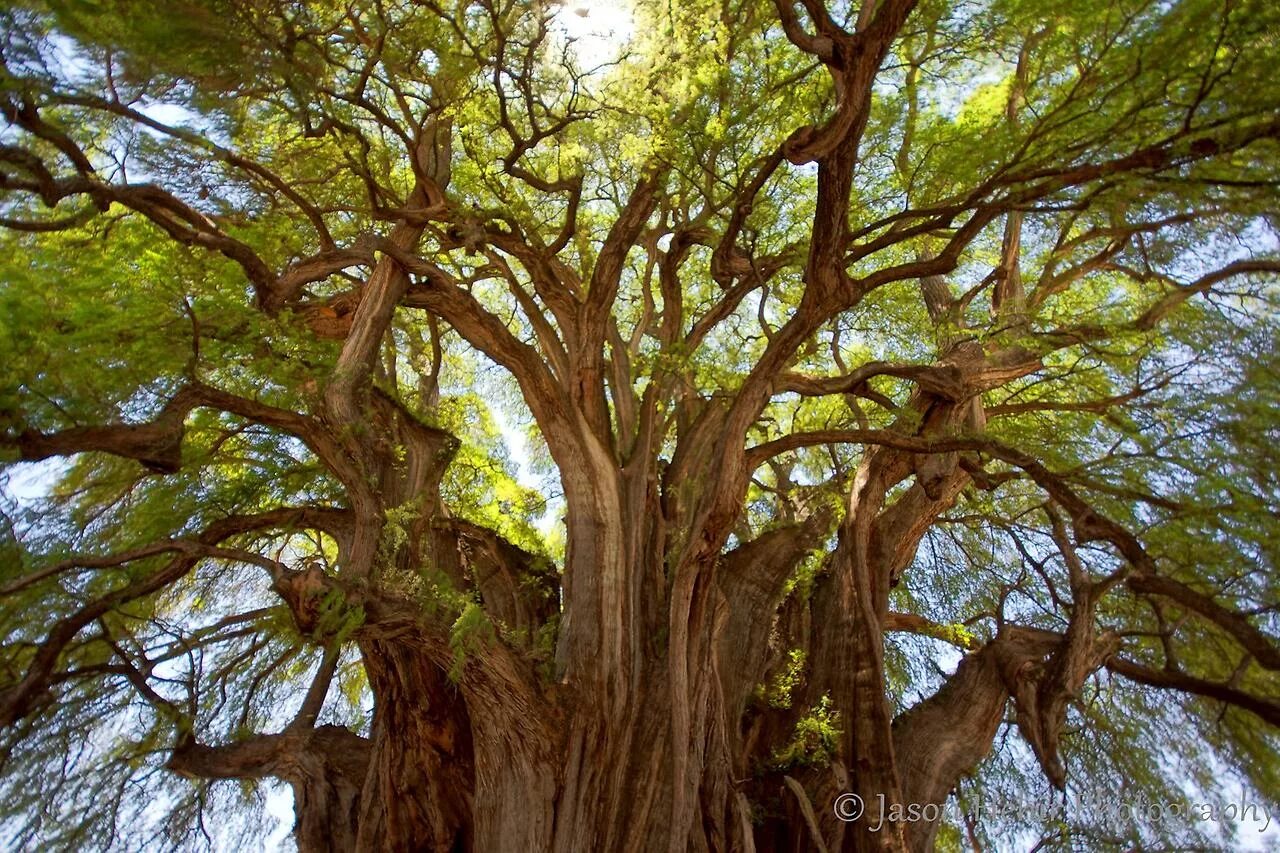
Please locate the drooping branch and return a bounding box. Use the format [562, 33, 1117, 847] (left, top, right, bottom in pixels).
[5, 381, 324, 474]
[883, 611, 978, 649]
[891, 626, 1065, 851]
[0, 507, 347, 728]
[1007, 512, 1122, 790]
[846, 113, 1280, 273]
[46, 92, 339, 250]
[167, 724, 369, 783]
[0, 205, 95, 232]
[746, 417, 1280, 731]
[1134, 259, 1280, 330]
[1126, 573, 1280, 671]
[168, 725, 370, 853]
[0, 540, 194, 598]
[986, 379, 1169, 417]
[778, 346, 1041, 405]
[1106, 657, 1280, 727]
[0, 126, 278, 303]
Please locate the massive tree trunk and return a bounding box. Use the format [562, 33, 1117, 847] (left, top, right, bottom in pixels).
[210, 339, 1087, 853]
[260, 560, 1082, 853]
[63, 307, 1108, 853]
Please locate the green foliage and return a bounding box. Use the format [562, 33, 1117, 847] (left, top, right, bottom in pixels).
[448, 601, 495, 682]
[754, 648, 806, 709]
[769, 695, 842, 771]
[311, 587, 365, 645]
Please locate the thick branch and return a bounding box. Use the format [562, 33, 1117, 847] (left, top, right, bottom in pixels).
[7, 381, 321, 473]
[1126, 573, 1280, 671]
[1107, 657, 1280, 727]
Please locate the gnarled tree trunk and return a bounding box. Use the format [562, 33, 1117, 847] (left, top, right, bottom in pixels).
[215, 339, 1094, 853]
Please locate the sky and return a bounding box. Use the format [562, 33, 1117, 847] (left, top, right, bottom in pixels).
[553, 1, 635, 55]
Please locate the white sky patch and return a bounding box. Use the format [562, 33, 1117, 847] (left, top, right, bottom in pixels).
[263, 783, 295, 851]
[3, 459, 61, 505]
[552, 0, 635, 62]
[137, 101, 199, 128]
[492, 408, 562, 537]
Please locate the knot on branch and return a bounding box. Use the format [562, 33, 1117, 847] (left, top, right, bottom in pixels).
[781, 125, 822, 164]
[1070, 510, 1113, 544]
[996, 627, 1121, 790]
[273, 565, 364, 643]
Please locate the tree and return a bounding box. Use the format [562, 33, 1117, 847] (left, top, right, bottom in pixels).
[0, 0, 1278, 849]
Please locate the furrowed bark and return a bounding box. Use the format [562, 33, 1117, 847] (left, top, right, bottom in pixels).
[891, 628, 1060, 852]
[355, 640, 475, 852]
[167, 727, 370, 853]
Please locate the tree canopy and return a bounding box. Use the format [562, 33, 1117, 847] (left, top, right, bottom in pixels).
[0, 0, 1278, 850]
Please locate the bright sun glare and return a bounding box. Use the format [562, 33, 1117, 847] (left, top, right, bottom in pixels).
[552, 0, 635, 60]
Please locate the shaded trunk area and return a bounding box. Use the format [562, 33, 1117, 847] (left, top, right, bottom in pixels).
[354, 640, 475, 852]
